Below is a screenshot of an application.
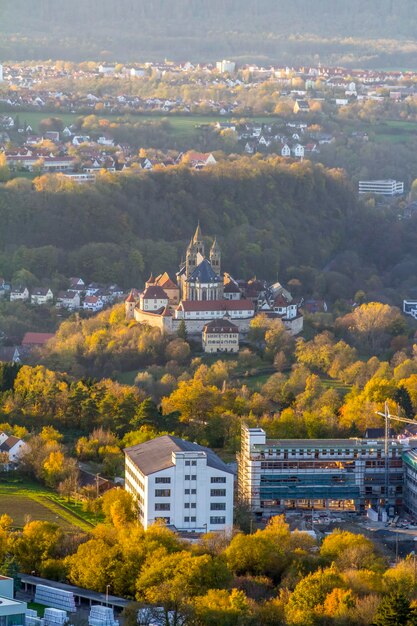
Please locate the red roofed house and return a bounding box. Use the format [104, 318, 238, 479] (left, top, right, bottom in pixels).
[22, 332, 55, 348]
[183, 152, 217, 169]
[83, 295, 104, 312]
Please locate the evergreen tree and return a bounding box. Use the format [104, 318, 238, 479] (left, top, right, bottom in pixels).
[373, 592, 411, 626]
[0, 363, 21, 392]
[177, 319, 188, 341]
[131, 397, 161, 429]
[394, 385, 414, 420]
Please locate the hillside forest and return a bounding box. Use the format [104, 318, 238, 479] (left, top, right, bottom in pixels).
[2, 0, 417, 66]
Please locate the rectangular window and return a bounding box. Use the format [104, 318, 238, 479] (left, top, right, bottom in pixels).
[155, 503, 170, 511]
[210, 516, 226, 525]
[185, 475, 190, 480]
[185, 489, 190, 495]
[191, 489, 197, 495]
[191, 460, 197, 466]
[155, 489, 170, 497]
[191, 517, 196, 522]
[211, 477, 226, 483]
[191, 503, 196, 509]
[211, 489, 226, 497]
[211, 503, 226, 510]
[184, 517, 189, 523]
[191, 475, 197, 480]
[155, 477, 171, 484]
[185, 461, 190, 466]
[184, 503, 190, 508]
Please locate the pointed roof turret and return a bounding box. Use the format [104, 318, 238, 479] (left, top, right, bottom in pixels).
[193, 222, 203, 243]
[125, 291, 136, 303]
[210, 236, 220, 252]
[146, 272, 155, 284]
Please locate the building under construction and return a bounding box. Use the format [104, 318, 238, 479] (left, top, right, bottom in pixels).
[238, 426, 411, 516]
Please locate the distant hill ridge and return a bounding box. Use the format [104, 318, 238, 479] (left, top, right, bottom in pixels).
[1, 0, 417, 65]
[1, 0, 415, 38]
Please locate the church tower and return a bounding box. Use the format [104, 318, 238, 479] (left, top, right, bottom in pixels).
[192, 222, 205, 256]
[185, 224, 205, 279]
[210, 237, 221, 276]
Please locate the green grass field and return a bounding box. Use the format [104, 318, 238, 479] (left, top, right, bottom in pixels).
[7, 110, 284, 139]
[0, 477, 97, 531]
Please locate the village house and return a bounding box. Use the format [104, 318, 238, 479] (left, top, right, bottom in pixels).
[293, 99, 310, 114]
[31, 288, 53, 305]
[83, 295, 104, 312]
[0, 432, 27, 464]
[21, 332, 55, 350]
[0, 346, 22, 364]
[9, 287, 29, 302]
[56, 290, 81, 310]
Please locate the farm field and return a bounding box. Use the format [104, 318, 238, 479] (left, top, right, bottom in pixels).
[0, 478, 97, 531]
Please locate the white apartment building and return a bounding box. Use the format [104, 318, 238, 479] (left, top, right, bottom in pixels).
[358, 179, 404, 196]
[124, 435, 234, 532]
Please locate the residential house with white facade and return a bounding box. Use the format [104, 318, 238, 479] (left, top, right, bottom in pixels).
[31, 288, 53, 305]
[10, 287, 29, 302]
[0, 433, 27, 463]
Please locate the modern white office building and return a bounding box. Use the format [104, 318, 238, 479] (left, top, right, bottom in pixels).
[124, 435, 234, 532]
[0, 576, 26, 626]
[358, 179, 404, 196]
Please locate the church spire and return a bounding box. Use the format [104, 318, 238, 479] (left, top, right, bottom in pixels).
[210, 236, 220, 252]
[210, 236, 221, 275]
[191, 222, 204, 258]
[193, 221, 202, 243]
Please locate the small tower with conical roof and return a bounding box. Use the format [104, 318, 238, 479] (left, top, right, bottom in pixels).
[125, 291, 136, 320]
[145, 272, 155, 288]
[210, 237, 221, 276]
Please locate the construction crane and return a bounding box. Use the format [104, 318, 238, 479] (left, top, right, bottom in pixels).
[376, 401, 417, 510]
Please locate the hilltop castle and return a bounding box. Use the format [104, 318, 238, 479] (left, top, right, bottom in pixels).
[125, 225, 303, 342]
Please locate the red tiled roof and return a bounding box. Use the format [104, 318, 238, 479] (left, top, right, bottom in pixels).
[22, 332, 55, 346]
[0, 436, 20, 451]
[178, 299, 254, 312]
[125, 291, 136, 303]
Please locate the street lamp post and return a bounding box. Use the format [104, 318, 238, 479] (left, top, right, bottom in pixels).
[105, 584, 110, 607]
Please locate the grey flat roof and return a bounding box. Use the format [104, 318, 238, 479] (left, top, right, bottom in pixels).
[124, 435, 234, 476]
[19, 575, 129, 608]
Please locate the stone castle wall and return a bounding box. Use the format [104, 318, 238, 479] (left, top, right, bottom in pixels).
[133, 307, 252, 335]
